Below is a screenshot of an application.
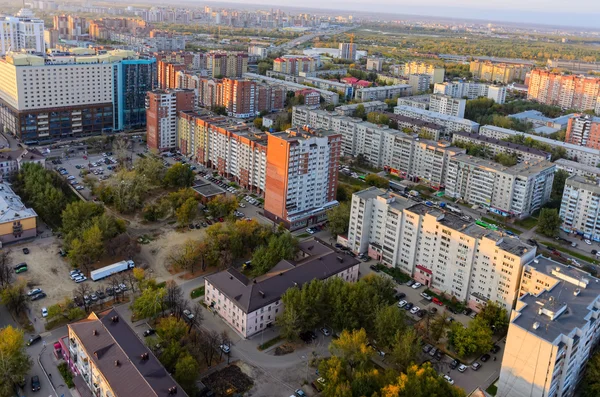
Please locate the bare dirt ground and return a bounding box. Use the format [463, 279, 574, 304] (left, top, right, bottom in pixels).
[238, 360, 319, 397]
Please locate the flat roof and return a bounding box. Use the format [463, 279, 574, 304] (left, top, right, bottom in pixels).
[555, 158, 600, 176]
[450, 154, 554, 176]
[69, 309, 187, 396]
[205, 239, 360, 313]
[565, 174, 600, 193]
[192, 179, 227, 197]
[453, 131, 550, 158]
[394, 105, 480, 127]
[512, 256, 600, 343]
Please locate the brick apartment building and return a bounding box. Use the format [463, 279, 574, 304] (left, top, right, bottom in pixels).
[146, 89, 194, 151]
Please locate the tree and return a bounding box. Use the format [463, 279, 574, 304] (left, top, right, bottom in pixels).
[478, 301, 509, 334]
[0, 326, 32, 397]
[251, 232, 298, 275]
[253, 117, 264, 129]
[494, 152, 518, 166]
[132, 287, 166, 319]
[366, 112, 390, 125]
[135, 155, 166, 185]
[365, 174, 389, 188]
[329, 329, 372, 371]
[552, 169, 569, 200]
[61, 201, 104, 237]
[277, 288, 304, 340]
[73, 283, 92, 312]
[176, 197, 198, 226]
[112, 137, 130, 165]
[581, 350, 600, 397]
[207, 195, 238, 218]
[163, 163, 195, 188]
[174, 352, 200, 394]
[428, 312, 451, 344]
[389, 328, 421, 372]
[0, 250, 13, 289]
[353, 104, 366, 119]
[169, 239, 202, 273]
[133, 268, 147, 290]
[447, 317, 494, 358]
[327, 202, 350, 237]
[374, 305, 407, 349]
[111, 170, 150, 213]
[67, 224, 105, 270]
[537, 208, 561, 237]
[1, 280, 28, 316]
[156, 316, 188, 344]
[213, 105, 227, 116]
[381, 362, 465, 397]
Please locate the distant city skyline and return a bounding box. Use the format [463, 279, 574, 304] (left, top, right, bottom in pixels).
[199, 0, 600, 28]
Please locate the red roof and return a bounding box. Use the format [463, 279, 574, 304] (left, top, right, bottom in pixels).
[341, 77, 358, 84]
[356, 80, 372, 87]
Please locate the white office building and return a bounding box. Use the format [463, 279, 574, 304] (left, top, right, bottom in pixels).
[498, 257, 600, 397]
[394, 104, 480, 133]
[0, 9, 45, 56]
[429, 94, 466, 118]
[348, 187, 536, 311]
[434, 81, 507, 104]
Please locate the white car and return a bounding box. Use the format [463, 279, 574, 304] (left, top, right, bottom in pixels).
[27, 288, 43, 296]
[306, 228, 315, 234]
[443, 375, 454, 385]
[41, 307, 48, 317]
[410, 306, 420, 315]
[412, 282, 422, 289]
[219, 344, 230, 354]
[420, 292, 432, 301]
[457, 364, 467, 373]
[320, 327, 331, 336]
[74, 275, 87, 283]
[239, 203, 246, 208]
[397, 300, 407, 308]
[585, 239, 592, 245]
[67, 175, 75, 180]
[183, 309, 194, 320]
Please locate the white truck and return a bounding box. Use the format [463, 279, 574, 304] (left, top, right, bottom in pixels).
[90, 260, 135, 281]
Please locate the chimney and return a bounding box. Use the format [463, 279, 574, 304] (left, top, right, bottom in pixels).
[93, 329, 98, 336]
[114, 360, 120, 367]
[259, 291, 265, 298]
[533, 322, 540, 330]
[168, 386, 178, 394]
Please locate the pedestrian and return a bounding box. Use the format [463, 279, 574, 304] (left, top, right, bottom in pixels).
[494, 356, 497, 361]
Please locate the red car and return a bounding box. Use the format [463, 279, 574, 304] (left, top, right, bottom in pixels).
[432, 297, 443, 306]
[218, 217, 224, 222]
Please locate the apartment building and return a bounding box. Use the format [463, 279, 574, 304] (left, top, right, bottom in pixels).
[303, 77, 354, 100]
[387, 113, 445, 140]
[396, 95, 430, 110]
[566, 114, 600, 149]
[0, 182, 37, 244]
[272, 56, 317, 75]
[434, 81, 507, 104]
[451, 131, 551, 163]
[339, 42, 356, 61]
[347, 187, 536, 310]
[509, 110, 573, 135]
[394, 104, 480, 133]
[204, 239, 359, 338]
[527, 70, 600, 112]
[555, 158, 600, 179]
[248, 45, 268, 59]
[43, 28, 58, 49]
[429, 94, 466, 118]
[0, 149, 45, 179]
[479, 125, 600, 167]
[498, 257, 600, 397]
[445, 155, 555, 218]
[408, 74, 431, 94]
[243, 73, 340, 105]
[222, 78, 256, 118]
[264, 126, 341, 230]
[334, 101, 387, 116]
[206, 52, 248, 78]
[469, 60, 531, 84]
[66, 309, 187, 397]
[0, 8, 45, 56]
[157, 60, 185, 89]
[559, 175, 600, 241]
[295, 89, 320, 106]
[146, 89, 194, 151]
[366, 57, 383, 72]
[354, 84, 412, 101]
[393, 62, 445, 84]
[177, 112, 267, 194]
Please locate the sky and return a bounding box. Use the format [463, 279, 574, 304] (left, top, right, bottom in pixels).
[202, 0, 600, 28]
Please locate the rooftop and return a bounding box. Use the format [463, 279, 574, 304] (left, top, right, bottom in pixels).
[205, 239, 360, 313]
[452, 131, 550, 158]
[357, 84, 412, 92]
[192, 179, 227, 198]
[0, 183, 37, 223]
[450, 154, 555, 177]
[271, 126, 340, 141]
[564, 174, 600, 192]
[394, 105, 480, 127]
[513, 256, 600, 343]
[69, 309, 187, 396]
[387, 112, 444, 131]
[555, 158, 600, 176]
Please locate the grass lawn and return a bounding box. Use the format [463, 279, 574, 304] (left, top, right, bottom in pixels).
[486, 384, 498, 396]
[541, 241, 597, 264]
[339, 173, 368, 187]
[258, 335, 283, 351]
[190, 286, 205, 299]
[297, 233, 310, 238]
[515, 216, 538, 229]
[481, 217, 522, 235]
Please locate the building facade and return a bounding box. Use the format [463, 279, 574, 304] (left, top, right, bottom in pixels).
[429, 94, 466, 118]
[0, 9, 45, 56]
[498, 257, 600, 397]
[339, 42, 356, 60]
[347, 187, 536, 311]
[264, 126, 341, 230]
[451, 131, 551, 163]
[146, 89, 194, 151]
[366, 57, 383, 72]
[469, 60, 531, 84]
[559, 175, 600, 241]
[0, 182, 37, 244]
[206, 52, 248, 78]
[394, 62, 444, 84]
[433, 81, 507, 104]
[394, 104, 480, 133]
[204, 240, 359, 338]
[354, 84, 412, 101]
[527, 70, 600, 112]
[566, 114, 600, 149]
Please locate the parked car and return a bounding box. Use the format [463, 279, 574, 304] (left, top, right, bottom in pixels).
[450, 359, 459, 369]
[410, 306, 420, 315]
[96, 291, 106, 300]
[404, 302, 414, 311]
[398, 300, 407, 308]
[295, 389, 306, 397]
[27, 288, 43, 296]
[471, 362, 481, 371]
[432, 297, 444, 306]
[458, 364, 467, 373]
[443, 375, 454, 385]
[41, 307, 48, 317]
[406, 280, 415, 287]
[491, 344, 501, 354]
[14, 262, 27, 271]
[411, 282, 422, 289]
[420, 292, 432, 301]
[463, 308, 473, 316]
[31, 375, 41, 392]
[395, 292, 406, 300]
[31, 292, 46, 301]
[422, 344, 432, 353]
[143, 329, 156, 337]
[480, 353, 491, 362]
[320, 327, 331, 336]
[585, 239, 593, 245]
[220, 344, 230, 354]
[417, 309, 426, 317]
[434, 349, 443, 361]
[183, 309, 194, 320]
[429, 347, 437, 357]
[370, 264, 380, 272]
[27, 335, 42, 346]
[22, 248, 30, 254]
[74, 276, 87, 283]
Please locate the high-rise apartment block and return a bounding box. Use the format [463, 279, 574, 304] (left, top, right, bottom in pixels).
[354, 84, 412, 101]
[434, 81, 507, 104]
[394, 105, 480, 133]
[469, 60, 531, 84]
[451, 131, 551, 163]
[248, 45, 268, 59]
[0, 8, 45, 56]
[429, 94, 466, 118]
[146, 89, 194, 151]
[559, 175, 600, 241]
[527, 70, 600, 112]
[272, 56, 317, 76]
[565, 114, 600, 149]
[348, 187, 536, 310]
[206, 52, 248, 78]
[53, 14, 87, 39]
[0, 51, 156, 141]
[43, 28, 58, 49]
[339, 42, 357, 60]
[158, 60, 185, 89]
[445, 155, 555, 218]
[264, 126, 341, 230]
[394, 62, 445, 84]
[498, 257, 600, 397]
[408, 74, 431, 94]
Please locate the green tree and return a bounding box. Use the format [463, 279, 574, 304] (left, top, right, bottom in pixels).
[174, 352, 200, 394]
[447, 317, 494, 358]
[326, 202, 350, 237]
[0, 325, 32, 397]
[213, 105, 227, 116]
[134, 155, 167, 185]
[552, 169, 570, 200]
[319, 356, 352, 397]
[374, 305, 407, 349]
[253, 117, 264, 129]
[111, 170, 150, 213]
[366, 112, 390, 125]
[581, 350, 600, 397]
[251, 232, 298, 275]
[365, 173, 389, 188]
[163, 163, 195, 188]
[67, 224, 105, 269]
[207, 195, 238, 218]
[494, 152, 518, 166]
[329, 329, 372, 371]
[389, 328, 421, 372]
[381, 362, 465, 397]
[428, 312, 451, 344]
[276, 288, 303, 340]
[168, 239, 202, 273]
[176, 197, 198, 226]
[132, 287, 166, 319]
[478, 301, 509, 334]
[353, 104, 367, 119]
[61, 201, 104, 235]
[1, 280, 28, 316]
[537, 208, 561, 237]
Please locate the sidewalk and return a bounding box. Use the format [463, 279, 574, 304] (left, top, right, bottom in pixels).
[39, 344, 74, 397]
